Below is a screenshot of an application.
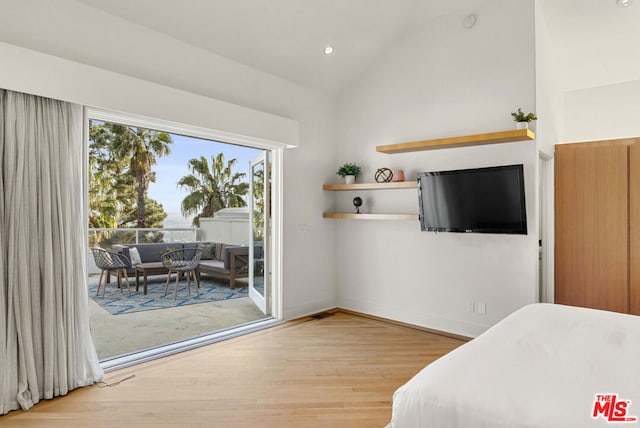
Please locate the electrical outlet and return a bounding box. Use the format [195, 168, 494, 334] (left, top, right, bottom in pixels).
[477, 302, 487, 314]
[465, 300, 475, 313]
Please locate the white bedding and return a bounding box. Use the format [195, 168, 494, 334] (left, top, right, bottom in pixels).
[390, 304, 640, 428]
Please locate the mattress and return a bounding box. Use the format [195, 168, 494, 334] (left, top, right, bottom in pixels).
[390, 303, 640, 428]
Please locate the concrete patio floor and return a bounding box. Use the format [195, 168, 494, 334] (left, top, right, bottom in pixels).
[88, 277, 266, 360]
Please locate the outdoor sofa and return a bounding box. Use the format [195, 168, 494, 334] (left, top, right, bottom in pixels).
[111, 242, 249, 289]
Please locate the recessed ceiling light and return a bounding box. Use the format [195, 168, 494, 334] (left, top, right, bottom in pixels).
[324, 46, 334, 55]
[462, 13, 477, 29]
[616, 0, 633, 7]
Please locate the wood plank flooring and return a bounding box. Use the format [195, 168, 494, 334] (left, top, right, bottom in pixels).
[2, 311, 466, 427]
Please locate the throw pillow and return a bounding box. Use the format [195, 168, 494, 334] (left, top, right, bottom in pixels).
[201, 244, 215, 260]
[129, 247, 142, 266]
[215, 243, 226, 261]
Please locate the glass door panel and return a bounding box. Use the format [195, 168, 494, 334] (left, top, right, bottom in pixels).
[249, 151, 269, 314]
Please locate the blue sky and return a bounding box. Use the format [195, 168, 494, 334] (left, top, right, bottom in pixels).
[148, 133, 261, 218]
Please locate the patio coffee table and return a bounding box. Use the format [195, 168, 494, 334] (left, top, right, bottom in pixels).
[135, 262, 170, 295]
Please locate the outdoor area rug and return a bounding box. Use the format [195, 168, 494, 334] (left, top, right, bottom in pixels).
[88, 274, 248, 315]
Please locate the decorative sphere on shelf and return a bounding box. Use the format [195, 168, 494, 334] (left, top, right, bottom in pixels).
[375, 168, 393, 183]
[353, 196, 363, 214]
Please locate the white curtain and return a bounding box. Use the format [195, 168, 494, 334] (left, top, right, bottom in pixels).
[0, 89, 103, 415]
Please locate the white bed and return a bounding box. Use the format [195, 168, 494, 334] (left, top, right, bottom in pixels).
[389, 303, 640, 428]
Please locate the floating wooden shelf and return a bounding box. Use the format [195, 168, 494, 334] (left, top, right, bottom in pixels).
[376, 129, 535, 154]
[323, 213, 418, 221]
[323, 182, 417, 191]
[323, 183, 418, 221]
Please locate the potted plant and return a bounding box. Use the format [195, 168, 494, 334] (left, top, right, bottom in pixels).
[337, 162, 361, 184]
[511, 108, 538, 129]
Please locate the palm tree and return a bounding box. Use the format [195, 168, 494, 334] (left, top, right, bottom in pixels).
[88, 123, 135, 245]
[107, 124, 173, 228]
[88, 121, 172, 247]
[178, 153, 249, 226]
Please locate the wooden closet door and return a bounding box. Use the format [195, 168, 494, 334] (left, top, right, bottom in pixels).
[555, 143, 629, 313]
[630, 143, 640, 315]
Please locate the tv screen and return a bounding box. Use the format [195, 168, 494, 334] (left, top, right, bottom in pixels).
[417, 164, 527, 234]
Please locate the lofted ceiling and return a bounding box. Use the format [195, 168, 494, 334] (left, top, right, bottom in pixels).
[75, 0, 640, 94]
[75, 0, 489, 93]
[3, 0, 639, 94]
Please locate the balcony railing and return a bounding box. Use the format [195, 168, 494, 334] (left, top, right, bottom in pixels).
[89, 227, 199, 249]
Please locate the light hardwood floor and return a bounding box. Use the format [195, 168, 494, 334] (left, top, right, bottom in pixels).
[2, 311, 466, 427]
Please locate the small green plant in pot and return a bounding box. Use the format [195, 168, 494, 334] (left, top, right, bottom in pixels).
[337, 163, 361, 184]
[511, 108, 538, 129]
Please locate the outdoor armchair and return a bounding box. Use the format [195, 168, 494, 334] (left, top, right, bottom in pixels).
[161, 247, 202, 300]
[91, 247, 132, 297]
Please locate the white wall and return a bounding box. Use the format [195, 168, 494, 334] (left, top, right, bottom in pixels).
[564, 80, 640, 143]
[534, 0, 563, 303]
[534, 0, 564, 154]
[334, 0, 538, 337]
[199, 218, 250, 247]
[0, 1, 338, 320]
[0, 42, 298, 147]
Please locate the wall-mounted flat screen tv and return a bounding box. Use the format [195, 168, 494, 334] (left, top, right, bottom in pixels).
[417, 164, 527, 234]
